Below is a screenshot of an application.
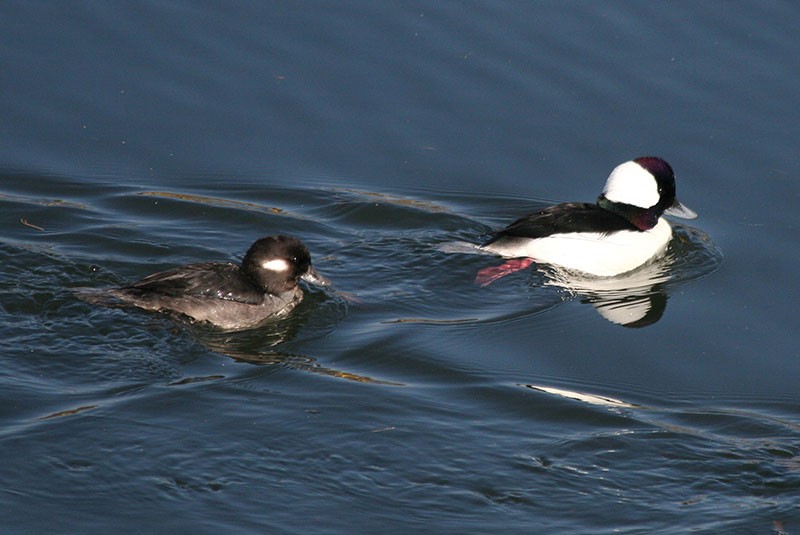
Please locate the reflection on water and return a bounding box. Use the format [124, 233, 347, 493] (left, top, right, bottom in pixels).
[523, 384, 640, 408]
[111, 288, 400, 385]
[543, 260, 671, 327]
[0, 0, 796, 530]
[138, 190, 292, 217]
[558, 276, 667, 326]
[36, 404, 99, 420]
[441, 223, 722, 327]
[191, 320, 403, 385]
[544, 224, 722, 327]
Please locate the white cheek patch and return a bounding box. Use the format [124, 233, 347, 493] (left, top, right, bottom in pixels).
[261, 258, 291, 272]
[602, 161, 660, 208]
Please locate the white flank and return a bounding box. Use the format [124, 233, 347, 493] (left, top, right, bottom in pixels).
[482, 218, 672, 276]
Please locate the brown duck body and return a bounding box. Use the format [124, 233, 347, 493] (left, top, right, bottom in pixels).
[80, 236, 329, 330]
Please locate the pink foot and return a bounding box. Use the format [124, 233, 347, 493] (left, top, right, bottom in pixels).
[474, 258, 535, 287]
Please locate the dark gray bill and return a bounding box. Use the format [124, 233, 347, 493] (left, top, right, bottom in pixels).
[664, 198, 698, 219]
[301, 265, 331, 287]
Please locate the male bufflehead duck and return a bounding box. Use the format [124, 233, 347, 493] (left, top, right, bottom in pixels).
[477, 157, 697, 283]
[80, 235, 330, 330]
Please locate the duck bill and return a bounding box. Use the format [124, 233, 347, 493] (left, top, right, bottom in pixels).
[664, 198, 698, 219]
[301, 265, 331, 287]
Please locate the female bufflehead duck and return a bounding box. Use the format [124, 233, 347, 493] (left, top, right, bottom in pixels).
[81, 235, 330, 330]
[477, 157, 697, 283]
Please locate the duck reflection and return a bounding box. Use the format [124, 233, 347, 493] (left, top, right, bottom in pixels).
[447, 241, 673, 327]
[541, 224, 721, 327]
[452, 223, 720, 328]
[185, 313, 402, 385]
[542, 261, 671, 327]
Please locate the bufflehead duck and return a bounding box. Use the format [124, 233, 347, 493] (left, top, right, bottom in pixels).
[477, 157, 697, 283]
[80, 235, 330, 330]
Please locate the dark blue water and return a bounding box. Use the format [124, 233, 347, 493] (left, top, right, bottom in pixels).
[2, 2, 799, 533]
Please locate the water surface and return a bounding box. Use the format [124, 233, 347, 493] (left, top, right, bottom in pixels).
[1, 2, 799, 533]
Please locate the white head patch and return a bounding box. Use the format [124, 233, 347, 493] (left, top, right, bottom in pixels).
[261, 258, 291, 272]
[601, 161, 660, 208]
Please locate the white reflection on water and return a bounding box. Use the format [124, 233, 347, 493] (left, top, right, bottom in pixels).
[439, 223, 722, 328]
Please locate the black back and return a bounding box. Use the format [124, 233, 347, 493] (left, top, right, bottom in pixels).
[124, 262, 266, 305]
[485, 202, 638, 244]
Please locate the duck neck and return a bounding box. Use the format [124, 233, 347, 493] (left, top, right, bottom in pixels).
[597, 195, 659, 231]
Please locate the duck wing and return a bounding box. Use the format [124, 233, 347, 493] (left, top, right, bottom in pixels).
[124, 262, 265, 305]
[487, 202, 637, 242]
